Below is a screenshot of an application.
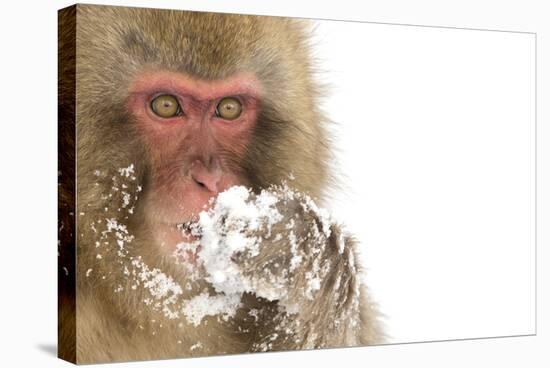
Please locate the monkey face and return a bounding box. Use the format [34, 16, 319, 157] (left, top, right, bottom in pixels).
[126, 70, 262, 251]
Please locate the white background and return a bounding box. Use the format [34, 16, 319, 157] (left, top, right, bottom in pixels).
[0, 0, 548, 367]
[313, 20, 535, 343]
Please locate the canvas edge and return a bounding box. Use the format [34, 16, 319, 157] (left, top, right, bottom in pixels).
[58, 4, 77, 364]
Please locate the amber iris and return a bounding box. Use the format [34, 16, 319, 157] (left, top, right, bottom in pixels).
[216, 97, 242, 120]
[151, 94, 181, 118]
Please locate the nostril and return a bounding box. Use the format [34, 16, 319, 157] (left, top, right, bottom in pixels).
[189, 159, 222, 193]
[193, 176, 206, 189]
[191, 171, 219, 193]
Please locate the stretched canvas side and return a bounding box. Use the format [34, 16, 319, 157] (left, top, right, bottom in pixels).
[58, 4, 77, 364]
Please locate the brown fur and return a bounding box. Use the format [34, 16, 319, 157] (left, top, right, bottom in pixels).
[58, 4, 383, 364]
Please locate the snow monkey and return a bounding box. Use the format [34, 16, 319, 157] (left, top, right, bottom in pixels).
[58, 4, 383, 364]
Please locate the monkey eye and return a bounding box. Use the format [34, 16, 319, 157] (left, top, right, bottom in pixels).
[215, 97, 242, 120]
[151, 94, 182, 118]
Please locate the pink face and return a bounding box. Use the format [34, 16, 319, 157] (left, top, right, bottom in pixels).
[127, 70, 261, 251]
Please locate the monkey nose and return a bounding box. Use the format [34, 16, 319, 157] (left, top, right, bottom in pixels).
[189, 160, 222, 193]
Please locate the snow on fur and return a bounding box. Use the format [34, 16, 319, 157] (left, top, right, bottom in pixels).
[92, 166, 346, 328]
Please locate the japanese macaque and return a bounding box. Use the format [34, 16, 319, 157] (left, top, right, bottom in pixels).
[58, 4, 383, 364]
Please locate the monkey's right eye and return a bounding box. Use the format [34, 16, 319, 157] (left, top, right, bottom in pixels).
[151, 94, 182, 118]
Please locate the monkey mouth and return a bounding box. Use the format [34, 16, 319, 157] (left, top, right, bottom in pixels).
[149, 220, 200, 255]
[176, 217, 203, 235]
[171, 221, 203, 265]
[176, 221, 193, 232]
